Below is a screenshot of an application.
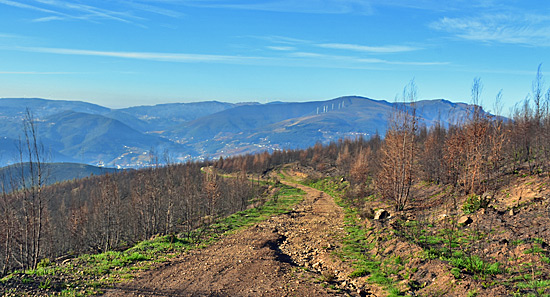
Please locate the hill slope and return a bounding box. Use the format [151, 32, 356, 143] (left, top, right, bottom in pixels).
[114, 101, 236, 132]
[0, 98, 110, 118]
[40, 111, 177, 166]
[167, 96, 479, 156]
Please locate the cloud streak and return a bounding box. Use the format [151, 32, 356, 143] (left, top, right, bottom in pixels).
[0, 0, 181, 25]
[251, 35, 310, 45]
[373, 0, 503, 12]
[431, 13, 550, 46]
[168, 0, 513, 15]
[266, 46, 295, 51]
[287, 51, 448, 66]
[32, 0, 139, 23]
[178, 0, 374, 15]
[317, 43, 421, 53]
[6, 45, 448, 70]
[0, 0, 64, 15]
[16, 46, 269, 64]
[118, 1, 184, 18]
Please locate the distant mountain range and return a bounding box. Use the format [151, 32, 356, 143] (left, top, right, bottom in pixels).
[0, 96, 480, 168]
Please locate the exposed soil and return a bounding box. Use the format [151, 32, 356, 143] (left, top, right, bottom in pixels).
[103, 180, 378, 297]
[394, 172, 550, 296]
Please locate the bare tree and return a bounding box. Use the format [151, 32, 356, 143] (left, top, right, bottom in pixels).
[421, 121, 446, 184]
[486, 90, 508, 190]
[377, 80, 418, 211]
[0, 175, 14, 275]
[95, 174, 121, 251]
[531, 64, 545, 171]
[464, 78, 489, 194]
[12, 109, 49, 269]
[204, 170, 221, 221]
[533, 64, 544, 124]
[350, 147, 371, 188]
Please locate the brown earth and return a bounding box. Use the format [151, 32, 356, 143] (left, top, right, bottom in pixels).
[103, 181, 380, 297]
[396, 172, 550, 296]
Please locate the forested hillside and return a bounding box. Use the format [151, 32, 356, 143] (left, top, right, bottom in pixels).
[0, 156, 258, 275]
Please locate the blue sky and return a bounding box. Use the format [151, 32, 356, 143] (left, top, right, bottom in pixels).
[0, 0, 549, 112]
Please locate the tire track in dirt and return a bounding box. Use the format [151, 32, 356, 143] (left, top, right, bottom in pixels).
[103, 179, 376, 297]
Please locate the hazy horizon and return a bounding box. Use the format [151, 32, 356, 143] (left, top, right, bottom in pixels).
[0, 95, 464, 111]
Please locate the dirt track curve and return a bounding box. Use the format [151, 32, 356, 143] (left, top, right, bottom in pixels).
[103, 180, 377, 297]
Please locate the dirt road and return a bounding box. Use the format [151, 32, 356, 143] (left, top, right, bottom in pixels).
[103, 181, 374, 297]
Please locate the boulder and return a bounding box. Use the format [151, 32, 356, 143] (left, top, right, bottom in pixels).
[458, 215, 472, 225]
[374, 209, 390, 220]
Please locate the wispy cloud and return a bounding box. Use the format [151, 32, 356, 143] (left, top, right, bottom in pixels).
[176, 0, 511, 14]
[178, 0, 374, 15]
[32, 16, 66, 22]
[431, 13, 550, 46]
[289, 52, 327, 58]
[15, 46, 269, 64]
[118, 1, 184, 18]
[317, 43, 421, 53]
[251, 35, 310, 45]
[0, 0, 64, 15]
[356, 58, 447, 66]
[256, 35, 422, 54]
[374, 0, 502, 12]
[287, 51, 448, 66]
[0, 0, 169, 25]
[3, 0, 370, 26]
[32, 0, 140, 23]
[4, 45, 447, 69]
[266, 46, 295, 51]
[247, 35, 444, 66]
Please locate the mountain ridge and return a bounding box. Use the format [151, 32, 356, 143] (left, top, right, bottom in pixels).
[0, 96, 486, 167]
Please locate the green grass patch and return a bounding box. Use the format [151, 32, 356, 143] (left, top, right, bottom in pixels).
[303, 177, 347, 200]
[524, 243, 545, 255]
[350, 267, 370, 278]
[302, 177, 405, 295]
[449, 253, 502, 277]
[388, 286, 404, 297]
[516, 279, 550, 297]
[210, 184, 303, 235]
[397, 214, 504, 280]
[462, 194, 483, 214]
